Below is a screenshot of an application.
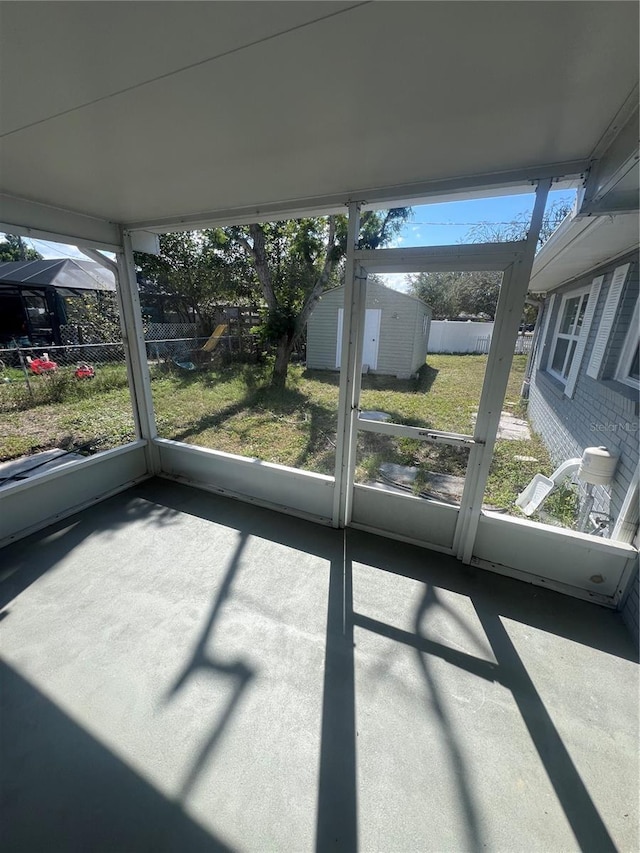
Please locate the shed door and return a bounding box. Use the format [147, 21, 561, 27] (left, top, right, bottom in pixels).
[337, 308, 380, 369]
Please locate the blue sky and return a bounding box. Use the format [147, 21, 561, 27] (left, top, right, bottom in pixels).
[21, 189, 576, 270]
[390, 188, 576, 248]
[380, 188, 576, 290]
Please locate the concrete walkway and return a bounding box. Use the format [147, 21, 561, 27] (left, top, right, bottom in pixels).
[1, 479, 637, 852]
[472, 410, 532, 441]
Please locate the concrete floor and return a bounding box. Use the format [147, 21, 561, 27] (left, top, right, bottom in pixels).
[1, 478, 638, 852]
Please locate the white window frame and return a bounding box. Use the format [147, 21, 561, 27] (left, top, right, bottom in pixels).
[547, 285, 591, 384]
[615, 298, 640, 389]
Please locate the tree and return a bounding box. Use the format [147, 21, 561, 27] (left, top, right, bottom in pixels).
[0, 234, 42, 262]
[408, 198, 574, 320]
[455, 272, 502, 319]
[226, 209, 410, 388]
[135, 231, 252, 332]
[408, 270, 500, 320]
[464, 197, 574, 247]
[406, 271, 460, 319]
[64, 290, 122, 342]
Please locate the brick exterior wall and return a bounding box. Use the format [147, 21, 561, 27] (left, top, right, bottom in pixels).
[529, 251, 639, 643]
[529, 252, 639, 526]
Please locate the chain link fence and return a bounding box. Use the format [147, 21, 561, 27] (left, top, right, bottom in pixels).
[0, 341, 126, 375]
[0, 310, 263, 464]
[0, 341, 128, 411]
[0, 330, 261, 411]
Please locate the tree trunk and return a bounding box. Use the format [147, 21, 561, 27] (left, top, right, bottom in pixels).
[271, 333, 296, 389]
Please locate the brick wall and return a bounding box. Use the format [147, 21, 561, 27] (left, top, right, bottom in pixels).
[529, 252, 639, 642]
[529, 252, 639, 532]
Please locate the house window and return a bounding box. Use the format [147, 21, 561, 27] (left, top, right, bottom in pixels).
[422, 315, 428, 336]
[548, 287, 590, 382]
[616, 299, 640, 389]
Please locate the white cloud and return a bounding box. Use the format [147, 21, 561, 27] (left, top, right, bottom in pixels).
[376, 273, 410, 293]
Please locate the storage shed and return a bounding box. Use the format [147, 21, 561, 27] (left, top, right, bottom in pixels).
[307, 280, 431, 378]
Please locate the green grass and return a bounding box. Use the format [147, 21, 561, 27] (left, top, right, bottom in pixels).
[0, 354, 571, 522]
[0, 362, 136, 459]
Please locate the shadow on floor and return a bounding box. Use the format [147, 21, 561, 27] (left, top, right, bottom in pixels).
[0, 661, 234, 853]
[1, 478, 635, 852]
[349, 531, 628, 853]
[346, 527, 638, 664]
[474, 602, 618, 853]
[166, 532, 255, 800]
[315, 538, 358, 852]
[0, 490, 183, 610]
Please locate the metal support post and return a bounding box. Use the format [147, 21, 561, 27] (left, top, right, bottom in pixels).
[454, 179, 551, 563]
[333, 202, 362, 527]
[342, 268, 368, 526]
[115, 229, 160, 474]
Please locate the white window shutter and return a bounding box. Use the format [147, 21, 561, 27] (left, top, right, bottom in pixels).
[587, 264, 630, 379]
[536, 293, 556, 368]
[564, 276, 603, 398]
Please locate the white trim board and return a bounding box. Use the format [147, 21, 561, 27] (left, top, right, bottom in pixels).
[155, 438, 334, 523]
[0, 442, 149, 547]
[474, 510, 636, 599]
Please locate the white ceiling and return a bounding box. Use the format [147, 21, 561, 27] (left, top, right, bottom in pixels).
[1, 1, 638, 230]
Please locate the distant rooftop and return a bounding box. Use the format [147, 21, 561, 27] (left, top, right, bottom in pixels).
[0, 259, 115, 292]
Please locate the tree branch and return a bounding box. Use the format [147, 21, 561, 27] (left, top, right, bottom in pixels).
[234, 233, 254, 259]
[295, 216, 337, 336]
[377, 209, 393, 246]
[248, 224, 277, 312]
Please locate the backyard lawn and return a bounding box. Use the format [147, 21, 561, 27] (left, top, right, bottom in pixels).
[0, 354, 565, 517]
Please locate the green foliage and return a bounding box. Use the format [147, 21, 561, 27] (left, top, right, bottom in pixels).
[0, 363, 130, 412]
[456, 272, 502, 318]
[255, 306, 297, 345]
[64, 291, 122, 341]
[0, 352, 578, 529]
[135, 230, 254, 333]
[408, 270, 501, 319]
[407, 271, 460, 319]
[133, 210, 411, 369]
[0, 234, 42, 262]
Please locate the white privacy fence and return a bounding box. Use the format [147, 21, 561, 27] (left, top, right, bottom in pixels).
[427, 321, 532, 354]
[428, 321, 494, 353]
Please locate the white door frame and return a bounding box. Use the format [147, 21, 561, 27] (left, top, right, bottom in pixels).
[333, 181, 550, 563]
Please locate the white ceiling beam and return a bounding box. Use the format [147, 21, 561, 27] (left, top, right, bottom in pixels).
[0, 193, 121, 251]
[127, 161, 588, 233]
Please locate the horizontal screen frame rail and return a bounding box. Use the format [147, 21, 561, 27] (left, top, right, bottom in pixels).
[353, 242, 527, 274]
[357, 416, 478, 447]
